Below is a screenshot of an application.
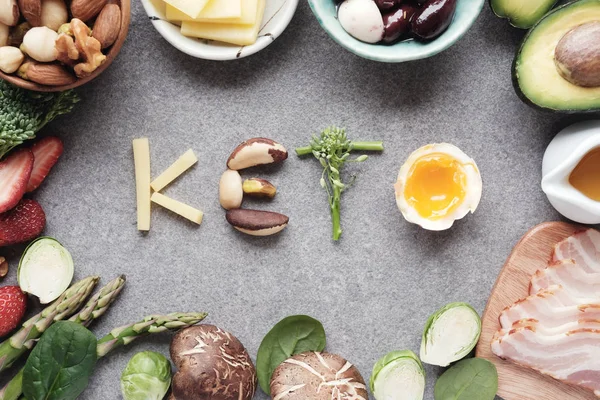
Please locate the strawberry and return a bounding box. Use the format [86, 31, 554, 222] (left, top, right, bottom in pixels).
[26, 137, 64, 193]
[0, 148, 34, 214]
[0, 199, 46, 247]
[0, 286, 27, 337]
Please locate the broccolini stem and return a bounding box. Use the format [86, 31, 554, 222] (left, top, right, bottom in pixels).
[295, 141, 384, 156]
[332, 186, 343, 241]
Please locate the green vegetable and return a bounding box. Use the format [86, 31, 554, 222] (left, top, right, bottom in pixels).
[256, 315, 326, 394]
[434, 358, 498, 400]
[0, 276, 126, 400]
[0, 80, 79, 160]
[121, 351, 171, 400]
[0, 276, 98, 373]
[370, 350, 425, 400]
[0, 309, 204, 400]
[22, 321, 98, 400]
[18, 237, 75, 304]
[296, 126, 384, 241]
[420, 302, 481, 367]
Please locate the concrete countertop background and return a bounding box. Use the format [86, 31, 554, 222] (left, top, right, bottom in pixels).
[1, 1, 593, 399]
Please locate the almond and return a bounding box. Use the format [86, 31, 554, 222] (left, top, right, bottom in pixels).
[225, 209, 289, 236]
[70, 0, 107, 22]
[92, 3, 120, 49]
[18, 61, 77, 86]
[18, 0, 41, 26]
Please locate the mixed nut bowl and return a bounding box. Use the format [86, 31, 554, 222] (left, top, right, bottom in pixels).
[0, 0, 130, 92]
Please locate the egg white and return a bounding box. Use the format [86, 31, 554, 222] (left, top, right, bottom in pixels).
[395, 143, 482, 231]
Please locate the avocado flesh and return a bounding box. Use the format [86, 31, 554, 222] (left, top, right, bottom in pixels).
[515, 0, 600, 112]
[491, 0, 557, 28]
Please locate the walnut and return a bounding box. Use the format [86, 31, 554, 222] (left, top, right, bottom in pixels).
[55, 18, 105, 78]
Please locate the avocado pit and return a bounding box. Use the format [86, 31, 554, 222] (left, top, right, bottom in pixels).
[555, 21, 600, 88]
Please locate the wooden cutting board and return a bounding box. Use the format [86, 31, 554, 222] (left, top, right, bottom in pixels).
[475, 221, 598, 400]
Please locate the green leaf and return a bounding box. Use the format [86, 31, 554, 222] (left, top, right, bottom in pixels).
[434, 358, 498, 400]
[256, 315, 326, 395]
[23, 321, 98, 400]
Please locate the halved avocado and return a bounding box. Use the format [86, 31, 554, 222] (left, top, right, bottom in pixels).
[513, 0, 600, 113]
[490, 0, 557, 29]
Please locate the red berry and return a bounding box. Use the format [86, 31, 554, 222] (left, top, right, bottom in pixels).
[0, 286, 27, 337]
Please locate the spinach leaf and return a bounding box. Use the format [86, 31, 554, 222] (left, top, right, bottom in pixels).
[256, 315, 326, 394]
[434, 358, 498, 400]
[23, 321, 98, 400]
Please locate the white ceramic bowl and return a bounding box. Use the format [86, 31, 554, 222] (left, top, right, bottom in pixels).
[141, 0, 299, 60]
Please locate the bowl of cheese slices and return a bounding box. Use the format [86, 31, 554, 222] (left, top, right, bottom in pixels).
[141, 0, 298, 60]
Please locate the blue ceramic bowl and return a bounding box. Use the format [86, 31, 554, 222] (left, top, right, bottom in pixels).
[308, 0, 485, 62]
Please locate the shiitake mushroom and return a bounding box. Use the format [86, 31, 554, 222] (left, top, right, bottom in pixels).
[270, 352, 368, 399]
[170, 325, 257, 400]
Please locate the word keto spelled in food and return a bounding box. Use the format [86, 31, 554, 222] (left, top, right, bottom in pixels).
[336, 0, 458, 44]
[132, 139, 202, 230]
[219, 137, 290, 237]
[492, 228, 600, 396]
[164, 0, 266, 46]
[395, 143, 482, 231]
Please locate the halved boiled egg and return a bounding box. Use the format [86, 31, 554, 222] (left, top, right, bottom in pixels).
[395, 143, 482, 231]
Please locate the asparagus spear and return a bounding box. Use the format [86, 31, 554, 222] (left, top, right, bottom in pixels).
[0, 276, 126, 400]
[0, 276, 99, 372]
[0, 312, 207, 400]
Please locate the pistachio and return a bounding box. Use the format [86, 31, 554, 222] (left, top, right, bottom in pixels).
[0, 23, 8, 47]
[219, 169, 243, 210]
[8, 22, 31, 46]
[226, 209, 289, 236]
[0, 256, 7, 279]
[227, 138, 288, 170]
[555, 21, 600, 88]
[21, 26, 57, 62]
[242, 178, 277, 199]
[0, 46, 24, 73]
[40, 0, 68, 31]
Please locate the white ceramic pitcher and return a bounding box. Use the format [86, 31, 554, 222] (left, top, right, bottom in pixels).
[542, 120, 600, 224]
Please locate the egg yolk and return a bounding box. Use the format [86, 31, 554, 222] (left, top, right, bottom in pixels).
[404, 153, 467, 220]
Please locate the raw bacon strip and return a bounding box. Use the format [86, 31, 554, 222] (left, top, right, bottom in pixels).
[499, 286, 600, 329]
[492, 326, 600, 397]
[553, 229, 600, 273]
[530, 259, 600, 297]
[494, 318, 600, 339]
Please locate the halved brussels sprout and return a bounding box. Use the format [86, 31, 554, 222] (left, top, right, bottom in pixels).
[18, 237, 74, 304]
[370, 350, 425, 400]
[420, 302, 481, 367]
[121, 351, 171, 400]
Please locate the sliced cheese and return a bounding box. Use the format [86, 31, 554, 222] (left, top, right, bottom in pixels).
[151, 149, 197, 192]
[151, 192, 203, 225]
[133, 138, 151, 231]
[163, 0, 210, 19]
[166, 0, 258, 25]
[180, 0, 265, 46]
[196, 0, 242, 19]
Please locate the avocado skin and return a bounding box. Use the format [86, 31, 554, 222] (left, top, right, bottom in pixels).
[512, 0, 600, 114]
[489, 0, 557, 29]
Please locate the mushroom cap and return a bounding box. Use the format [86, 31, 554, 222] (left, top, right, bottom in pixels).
[270, 352, 368, 400]
[170, 325, 256, 400]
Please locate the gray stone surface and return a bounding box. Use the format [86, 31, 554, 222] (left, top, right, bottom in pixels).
[1, 1, 591, 399]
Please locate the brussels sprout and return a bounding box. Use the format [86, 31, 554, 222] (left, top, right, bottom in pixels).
[121, 351, 172, 400]
[420, 302, 481, 367]
[370, 350, 425, 400]
[18, 237, 74, 304]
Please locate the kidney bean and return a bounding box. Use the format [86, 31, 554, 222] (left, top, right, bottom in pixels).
[410, 0, 457, 40]
[382, 5, 418, 43]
